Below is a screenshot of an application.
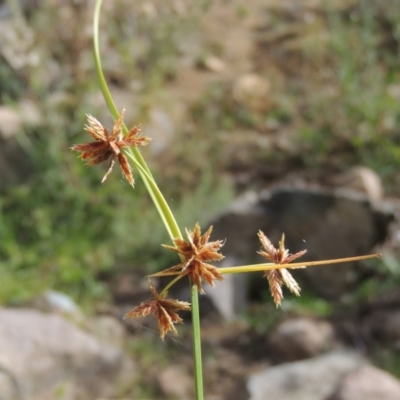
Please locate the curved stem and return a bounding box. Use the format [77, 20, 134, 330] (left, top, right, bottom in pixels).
[93, 3, 204, 399]
[125, 152, 181, 240]
[159, 275, 182, 297]
[93, 0, 180, 240]
[93, 0, 152, 178]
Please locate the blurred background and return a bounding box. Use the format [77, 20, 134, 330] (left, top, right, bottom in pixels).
[2, 0, 400, 399]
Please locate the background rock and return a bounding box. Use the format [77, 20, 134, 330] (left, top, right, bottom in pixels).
[268, 318, 335, 361]
[330, 166, 384, 203]
[329, 364, 400, 400]
[232, 73, 273, 112]
[29, 290, 83, 323]
[0, 105, 21, 139]
[211, 186, 392, 306]
[86, 315, 126, 347]
[0, 308, 135, 400]
[247, 351, 363, 400]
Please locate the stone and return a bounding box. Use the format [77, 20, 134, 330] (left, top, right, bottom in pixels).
[0, 106, 21, 139]
[86, 315, 126, 347]
[330, 364, 400, 400]
[198, 55, 227, 72]
[29, 290, 83, 323]
[268, 318, 335, 361]
[232, 73, 273, 112]
[247, 351, 363, 400]
[0, 308, 135, 400]
[330, 166, 384, 203]
[211, 187, 392, 304]
[0, 370, 18, 400]
[260, 188, 390, 299]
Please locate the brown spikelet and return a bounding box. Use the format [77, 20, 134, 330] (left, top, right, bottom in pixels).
[258, 231, 306, 307]
[70, 107, 151, 185]
[150, 223, 225, 294]
[266, 270, 284, 307]
[124, 282, 191, 340]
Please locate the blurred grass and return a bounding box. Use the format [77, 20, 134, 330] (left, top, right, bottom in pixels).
[293, 1, 400, 190]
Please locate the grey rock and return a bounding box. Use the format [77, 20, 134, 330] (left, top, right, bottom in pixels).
[232, 73, 273, 112]
[29, 290, 83, 322]
[0, 106, 21, 139]
[211, 187, 392, 305]
[257, 187, 389, 298]
[330, 166, 384, 203]
[0, 308, 135, 400]
[330, 364, 400, 400]
[269, 318, 335, 361]
[86, 315, 126, 347]
[197, 55, 227, 72]
[247, 351, 363, 400]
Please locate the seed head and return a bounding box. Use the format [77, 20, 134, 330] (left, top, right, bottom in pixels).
[151, 223, 225, 294]
[124, 281, 191, 340]
[258, 231, 306, 307]
[70, 108, 151, 185]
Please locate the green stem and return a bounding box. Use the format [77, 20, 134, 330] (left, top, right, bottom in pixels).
[191, 283, 203, 399]
[93, 0, 152, 178]
[93, 0, 180, 241]
[159, 275, 182, 297]
[93, 2, 204, 399]
[125, 152, 181, 240]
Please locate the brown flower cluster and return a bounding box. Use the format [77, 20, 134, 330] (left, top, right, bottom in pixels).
[152, 223, 225, 294]
[124, 281, 191, 340]
[258, 231, 307, 307]
[124, 226, 307, 339]
[70, 108, 151, 185]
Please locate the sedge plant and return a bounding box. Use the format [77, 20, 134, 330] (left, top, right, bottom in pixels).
[70, 1, 381, 399]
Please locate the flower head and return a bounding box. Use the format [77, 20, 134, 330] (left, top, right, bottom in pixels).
[258, 231, 307, 307]
[70, 108, 151, 185]
[151, 223, 225, 294]
[124, 281, 191, 340]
